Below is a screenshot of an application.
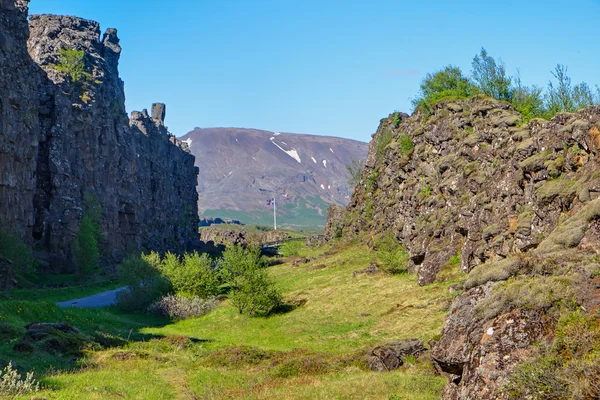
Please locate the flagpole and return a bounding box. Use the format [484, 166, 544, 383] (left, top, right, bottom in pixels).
[274, 197, 277, 230]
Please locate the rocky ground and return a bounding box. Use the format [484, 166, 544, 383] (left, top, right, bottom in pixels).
[331, 96, 600, 397]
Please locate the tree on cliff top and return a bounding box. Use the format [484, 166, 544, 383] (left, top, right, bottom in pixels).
[471, 48, 512, 101]
[411, 65, 478, 113]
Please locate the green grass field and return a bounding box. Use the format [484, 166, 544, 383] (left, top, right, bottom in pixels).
[1, 241, 462, 399]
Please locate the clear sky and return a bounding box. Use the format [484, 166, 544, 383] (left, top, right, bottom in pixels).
[28, 0, 600, 143]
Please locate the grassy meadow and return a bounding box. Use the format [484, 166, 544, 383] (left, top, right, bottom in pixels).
[0, 240, 463, 399]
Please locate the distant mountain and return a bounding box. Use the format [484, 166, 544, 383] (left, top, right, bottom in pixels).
[181, 128, 368, 229]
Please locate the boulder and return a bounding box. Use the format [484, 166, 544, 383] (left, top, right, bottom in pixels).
[367, 338, 426, 371]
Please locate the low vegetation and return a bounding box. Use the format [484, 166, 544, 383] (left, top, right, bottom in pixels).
[0, 240, 460, 399]
[412, 48, 600, 121]
[506, 311, 600, 399]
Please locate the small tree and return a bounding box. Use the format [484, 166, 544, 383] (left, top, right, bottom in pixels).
[412, 65, 477, 113]
[545, 64, 597, 116]
[471, 48, 512, 101]
[510, 72, 545, 121]
[72, 197, 102, 277]
[221, 245, 282, 316]
[55, 48, 90, 84]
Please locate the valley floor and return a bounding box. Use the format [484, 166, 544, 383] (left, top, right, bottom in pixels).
[1, 241, 462, 399]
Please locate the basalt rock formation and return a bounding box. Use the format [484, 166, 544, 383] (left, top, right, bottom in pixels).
[0, 2, 199, 268]
[337, 96, 600, 397]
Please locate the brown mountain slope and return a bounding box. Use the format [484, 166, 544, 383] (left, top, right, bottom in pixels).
[181, 127, 368, 228]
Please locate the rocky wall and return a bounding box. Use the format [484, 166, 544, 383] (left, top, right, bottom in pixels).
[0, 3, 199, 268]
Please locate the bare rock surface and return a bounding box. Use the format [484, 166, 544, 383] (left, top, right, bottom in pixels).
[0, 3, 199, 268]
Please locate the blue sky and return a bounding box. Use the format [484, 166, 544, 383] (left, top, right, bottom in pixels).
[29, 0, 600, 142]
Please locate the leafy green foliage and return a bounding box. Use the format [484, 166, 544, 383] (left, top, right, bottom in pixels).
[55, 48, 90, 84]
[374, 232, 409, 274]
[0, 232, 38, 281]
[546, 64, 599, 115]
[221, 245, 282, 316]
[158, 251, 221, 298]
[510, 73, 545, 121]
[346, 159, 365, 188]
[397, 134, 414, 154]
[506, 311, 600, 399]
[412, 65, 478, 113]
[376, 128, 393, 162]
[72, 197, 102, 277]
[116, 254, 170, 312]
[471, 48, 512, 101]
[279, 240, 302, 257]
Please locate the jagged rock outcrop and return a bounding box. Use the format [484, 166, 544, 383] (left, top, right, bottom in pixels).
[343, 96, 600, 397]
[0, 2, 199, 268]
[324, 204, 345, 239]
[347, 96, 600, 285]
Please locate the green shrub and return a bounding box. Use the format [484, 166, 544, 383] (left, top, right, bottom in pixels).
[412, 65, 478, 114]
[219, 244, 267, 282]
[72, 197, 103, 276]
[0, 232, 38, 281]
[116, 254, 170, 312]
[506, 311, 600, 399]
[397, 134, 414, 154]
[55, 48, 90, 84]
[221, 245, 282, 316]
[158, 251, 221, 298]
[279, 241, 302, 257]
[229, 270, 282, 316]
[374, 232, 409, 274]
[376, 128, 393, 162]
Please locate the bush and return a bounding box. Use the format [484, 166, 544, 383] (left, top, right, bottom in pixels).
[55, 48, 90, 84]
[116, 254, 170, 312]
[222, 245, 282, 316]
[0, 232, 38, 280]
[374, 232, 409, 274]
[279, 241, 302, 257]
[158, 251, 221, 298]
[412, 65, 478, 113]
[0, 362, 39, 397]
[230, 270, 282, 316]
[506, 311, 600, 399]
[219, 244, 267, 281]
[148, 294, 219, 320]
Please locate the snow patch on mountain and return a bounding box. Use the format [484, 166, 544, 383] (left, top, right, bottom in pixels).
[270, 138, 302, 163]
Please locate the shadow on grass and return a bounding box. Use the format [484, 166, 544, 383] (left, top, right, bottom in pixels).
[270, 297, 307, 316]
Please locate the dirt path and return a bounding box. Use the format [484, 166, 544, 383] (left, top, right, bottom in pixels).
[56, 286, 127, 308]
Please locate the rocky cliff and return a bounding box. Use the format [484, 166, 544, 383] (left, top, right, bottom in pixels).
[0, 2, 198, 269]
[340, 96, 600, 397]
